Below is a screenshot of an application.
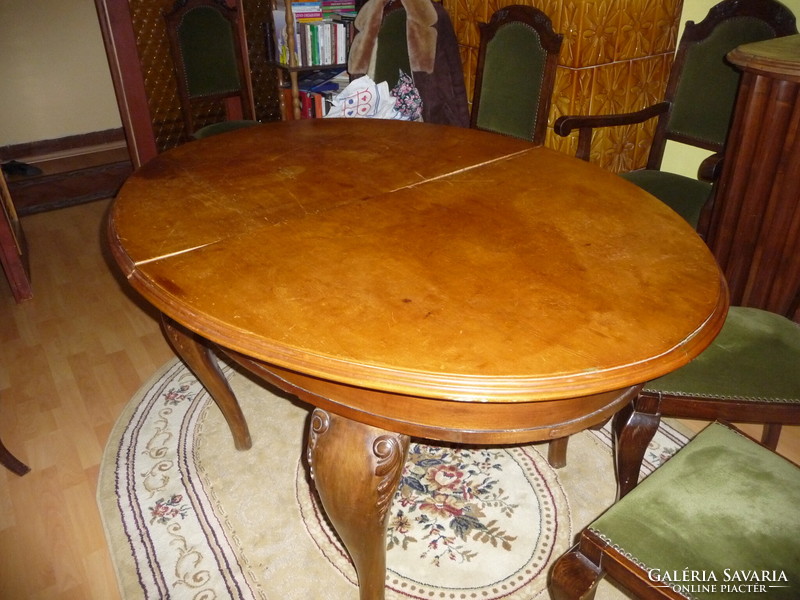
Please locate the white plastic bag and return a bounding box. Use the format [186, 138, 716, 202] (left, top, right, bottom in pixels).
[325, 75, 404, 120]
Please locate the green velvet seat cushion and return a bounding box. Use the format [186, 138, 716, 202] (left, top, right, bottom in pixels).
[644, 307, 800, 402]
[621, 170, 712, 229]
[192, 120, 259, 140]
[590, 423, 800, 600]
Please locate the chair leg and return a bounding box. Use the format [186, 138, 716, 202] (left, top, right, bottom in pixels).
[612, 396, 660, 499]
[0, 436, 30, 476]
[547, 419, 610, 469]
[548, 437, 568, 468]
[550, 544, 603, 600]
[762, 423, 782, 450]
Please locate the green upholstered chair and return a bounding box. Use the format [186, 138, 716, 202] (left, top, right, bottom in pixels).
[164, 0, 258, 140]
[550, 422, 800, 600]
[553, 0, 797, 232]
[470, 5, 562, 144]
[611, 306, 800, 498]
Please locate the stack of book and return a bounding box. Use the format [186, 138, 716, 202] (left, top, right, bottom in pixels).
[322, 0, 357, 19]
[272, 0, 356, 67]
[292, 0, 323, 22]
[295, 21, 349, 66]
[281, 70, 350, 119]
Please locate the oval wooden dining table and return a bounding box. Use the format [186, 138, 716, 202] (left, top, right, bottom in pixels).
[107, 119, 728, 600]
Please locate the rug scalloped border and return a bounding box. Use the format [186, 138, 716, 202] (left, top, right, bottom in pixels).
[98, 358, 689, 600]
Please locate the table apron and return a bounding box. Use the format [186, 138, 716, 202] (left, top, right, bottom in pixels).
[225, 350, 641, 445]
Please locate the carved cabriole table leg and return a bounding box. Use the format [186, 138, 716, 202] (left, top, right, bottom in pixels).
[161, 315, 252, 450]
[307, 408, 410, 600]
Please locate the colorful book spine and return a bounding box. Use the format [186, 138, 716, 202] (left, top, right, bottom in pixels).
[292, 1, 323, 22]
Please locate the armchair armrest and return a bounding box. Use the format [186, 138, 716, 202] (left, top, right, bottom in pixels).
[697, 152, 724, 183]
[694, 152, 725, 239]
[554, 102, 670, 161]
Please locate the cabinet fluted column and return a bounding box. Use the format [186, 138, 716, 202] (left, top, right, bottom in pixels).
[706, 35, 800, 323]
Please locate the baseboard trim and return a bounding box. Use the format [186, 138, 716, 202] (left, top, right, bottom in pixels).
[3, 129, 132, 215]
[0, 129, 127, 163]
[10, 161, 133, 216]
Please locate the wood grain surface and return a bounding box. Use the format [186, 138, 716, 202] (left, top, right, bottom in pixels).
[109, 119, 728, 402]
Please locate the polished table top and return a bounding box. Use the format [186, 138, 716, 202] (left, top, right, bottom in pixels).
[109, 118, 727, 404]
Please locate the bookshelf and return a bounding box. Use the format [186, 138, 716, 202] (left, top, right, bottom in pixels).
[267, 0, 355, 119]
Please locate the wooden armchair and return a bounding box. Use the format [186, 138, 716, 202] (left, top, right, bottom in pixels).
[470, 5, 562, 144]
[550, 422, 800, 600]
[554, 0, 797, 232]
[164, 0, 257, 140]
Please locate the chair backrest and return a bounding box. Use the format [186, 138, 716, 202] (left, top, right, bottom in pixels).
[470, 5, 562, 144]
[164, 0, 254, 136]
[372, 2, 412, 89]
[648, 0, 796, 169]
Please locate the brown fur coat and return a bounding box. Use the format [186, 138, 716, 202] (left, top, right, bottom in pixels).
[348, 0, 437, 74]
[347, 0, 470, 127]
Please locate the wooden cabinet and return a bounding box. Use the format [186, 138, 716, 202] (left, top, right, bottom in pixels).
[706, 35, 800, 323]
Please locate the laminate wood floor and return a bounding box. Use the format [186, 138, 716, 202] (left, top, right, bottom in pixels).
[0, 199, 798, 599]
[1, 199, 173, 599]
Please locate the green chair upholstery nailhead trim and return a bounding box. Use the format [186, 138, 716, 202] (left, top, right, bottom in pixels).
[590, 423, 800, 600]
[644, 307, 800, 402]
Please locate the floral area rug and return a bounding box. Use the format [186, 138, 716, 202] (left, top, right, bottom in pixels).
[97, 358, 690, 600]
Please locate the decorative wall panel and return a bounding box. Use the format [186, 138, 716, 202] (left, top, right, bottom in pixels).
[444, 0, 682, 171]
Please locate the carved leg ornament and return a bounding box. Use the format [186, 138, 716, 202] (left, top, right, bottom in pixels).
[307, 408, 410, 600]
[161, 315, 252, 450]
